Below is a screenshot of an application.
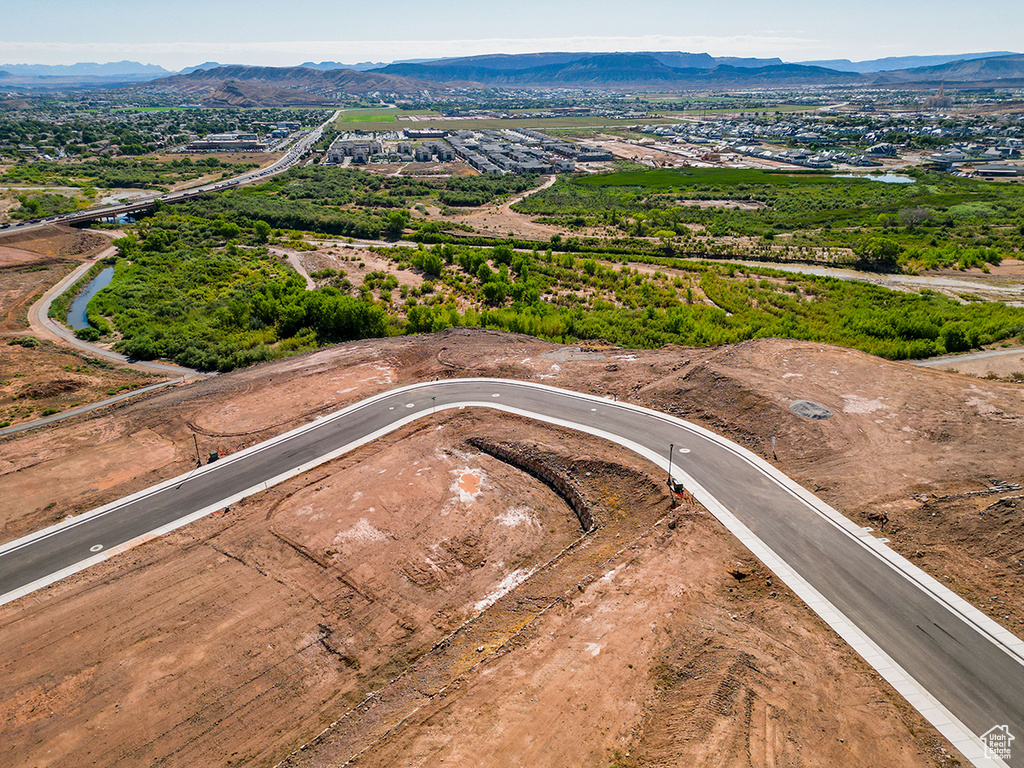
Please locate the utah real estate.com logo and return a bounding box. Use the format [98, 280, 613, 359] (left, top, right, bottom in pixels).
[981, 725, 1015, 761]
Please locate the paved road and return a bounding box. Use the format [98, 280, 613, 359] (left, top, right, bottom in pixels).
[0, 378, 1020, 766]
[26, 244, 199, 377]
[0, 379, 181, 438]
[0, 110, 340, 238]
[911, 346, 1024, 367]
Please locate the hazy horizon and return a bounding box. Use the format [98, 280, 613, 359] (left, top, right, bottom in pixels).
[0, 47, 1020, 73]
[3, 0, 1022, 70]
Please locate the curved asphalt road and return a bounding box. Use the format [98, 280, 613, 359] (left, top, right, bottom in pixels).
[0, 378, 1020, 766]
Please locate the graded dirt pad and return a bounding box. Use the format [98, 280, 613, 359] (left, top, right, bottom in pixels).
[0, 416, 588, 767]
[0, 413, 951, 768]
[337, 518, 944, 768]
[0, 226, 158, 428]
[2, 328, 1023, 766]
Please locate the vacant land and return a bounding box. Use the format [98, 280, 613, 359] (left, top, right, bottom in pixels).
[331, 111, 676, 133]
[1, 328, 1022, 766]
[0, 226, 159, 428]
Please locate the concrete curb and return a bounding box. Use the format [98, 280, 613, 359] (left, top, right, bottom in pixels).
[0, 377, 1016, 766]
[0, 379, 182, 438]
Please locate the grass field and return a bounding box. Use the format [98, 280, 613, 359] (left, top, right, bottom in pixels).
[576, 167, 851, 188]
[332, 113, 677, 133]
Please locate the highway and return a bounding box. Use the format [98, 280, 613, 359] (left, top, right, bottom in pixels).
[0, 378, 1020, 767]
[0, 110, 340, 237]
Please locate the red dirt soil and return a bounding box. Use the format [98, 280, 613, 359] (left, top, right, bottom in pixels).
[1, 328, 1020, 767]
[0, 226, 159, 428]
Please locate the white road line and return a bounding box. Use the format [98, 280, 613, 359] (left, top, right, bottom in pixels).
[0, 378, 1018, 767]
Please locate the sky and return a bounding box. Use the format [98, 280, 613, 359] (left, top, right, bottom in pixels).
[1, 0, 1022, 69]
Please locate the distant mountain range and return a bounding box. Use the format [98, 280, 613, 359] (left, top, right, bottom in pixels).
[874, 54, 1024, 85]
[0, 60, 171, 77]
[409, 51, 784, 72]
[368, 51, 1024, 89]
[367, 53, 850, 88]
[141, 65, 435, 102]
[4, 51, 1024, 98]
[801, 51, 1016, 73]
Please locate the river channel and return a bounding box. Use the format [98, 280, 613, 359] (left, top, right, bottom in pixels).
[67, 266, 114, 331]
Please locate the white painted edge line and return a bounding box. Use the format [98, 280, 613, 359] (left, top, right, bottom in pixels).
[0, 379, 443, 557]
[668, 425, 1024, 663]
[484, 379, 1024, 668]
[462, 400, 1008, 768]
[6, 375, 1024, 666]
[0, 407, 433, 607]
[0, 378, 1016, 766]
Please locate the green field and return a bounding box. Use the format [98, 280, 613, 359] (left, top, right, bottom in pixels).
[332, 114, 676, 133]
[577, 167, 850, 188]
[516, 167, 1024, 271]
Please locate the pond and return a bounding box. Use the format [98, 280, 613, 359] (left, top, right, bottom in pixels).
[832, 173, 916, 184]
[67, 266, 114, 331]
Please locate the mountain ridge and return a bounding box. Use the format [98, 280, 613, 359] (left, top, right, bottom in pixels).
[800, 51, 1017, 73]
[371, 52, 857, 87]
[126, 51, 1024, 102]
[140, 64, 441, 97]
[0, 60, 171, 77]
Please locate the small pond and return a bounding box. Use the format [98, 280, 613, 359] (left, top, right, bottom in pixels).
[832, 173, 916, 184]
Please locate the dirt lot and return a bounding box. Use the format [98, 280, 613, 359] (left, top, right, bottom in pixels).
[2, 328, 1023, 766]
[924, 350, 1024, 379]
[299, 243, 425, 294]
[0, 226, 159, 428]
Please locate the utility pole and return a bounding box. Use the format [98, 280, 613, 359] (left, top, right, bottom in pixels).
[668, 442, 674, 485]
[192, 433, 201, 467]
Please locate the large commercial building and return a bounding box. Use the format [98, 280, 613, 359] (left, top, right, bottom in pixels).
[187, 132, 267, 151]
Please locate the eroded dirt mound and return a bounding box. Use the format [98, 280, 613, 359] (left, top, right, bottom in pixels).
[17, 377, 84, 399]
[0, 225, 107, 260]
